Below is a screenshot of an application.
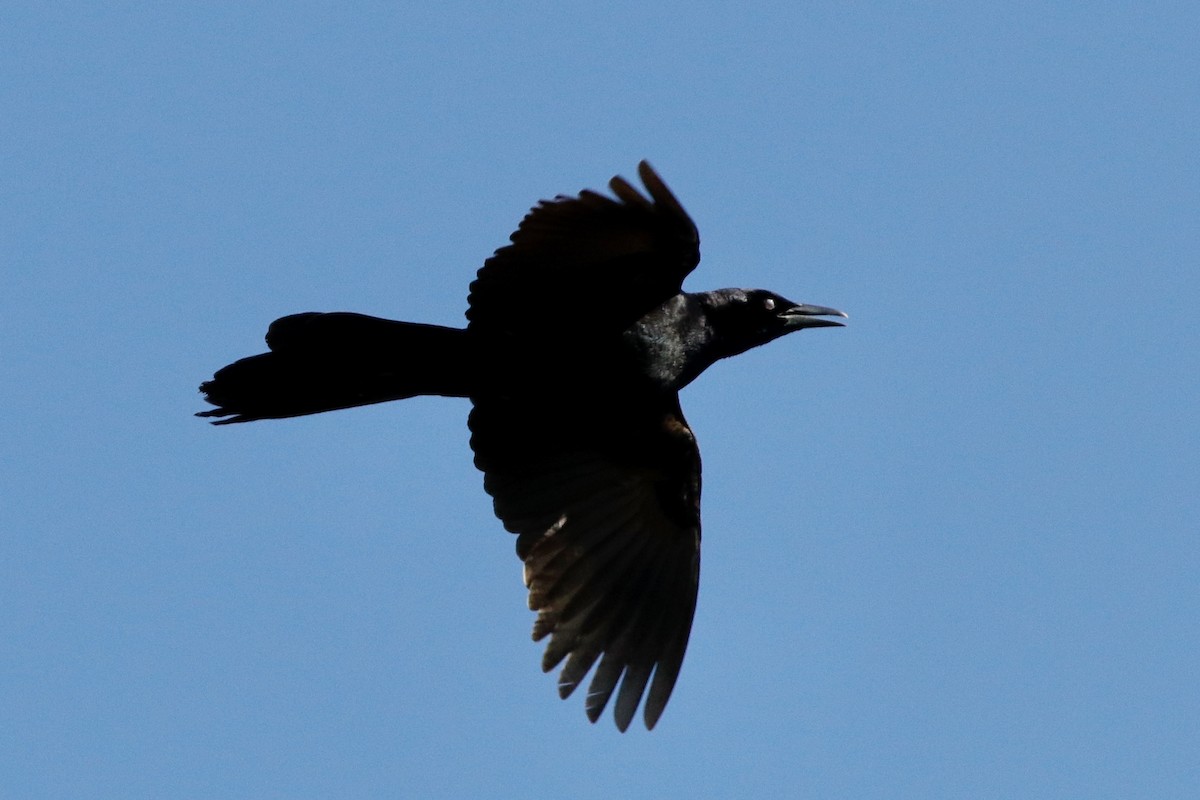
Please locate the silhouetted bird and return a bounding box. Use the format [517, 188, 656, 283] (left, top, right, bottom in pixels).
[198, 162, 845, 730]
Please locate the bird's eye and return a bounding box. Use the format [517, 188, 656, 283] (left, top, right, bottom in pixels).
[763, 298, 776, 311]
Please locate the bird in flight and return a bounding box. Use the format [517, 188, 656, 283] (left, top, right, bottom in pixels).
[198, 162, 846, 730]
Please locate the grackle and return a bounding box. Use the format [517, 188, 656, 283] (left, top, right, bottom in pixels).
[198, 162, 846, 730]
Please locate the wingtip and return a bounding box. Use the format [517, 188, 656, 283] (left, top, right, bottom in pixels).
[642, 692, 666, 730]
[635, 161, 690, 222]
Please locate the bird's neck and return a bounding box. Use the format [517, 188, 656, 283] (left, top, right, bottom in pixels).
[622, 294, 722, 392]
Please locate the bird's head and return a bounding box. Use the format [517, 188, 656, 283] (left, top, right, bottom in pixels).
[701, 289, 847, 359]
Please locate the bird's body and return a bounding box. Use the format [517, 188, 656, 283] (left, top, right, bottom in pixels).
[198, 162, 845, 730]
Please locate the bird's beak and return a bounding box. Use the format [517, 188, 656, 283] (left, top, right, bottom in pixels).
[780, 303, 848, 329]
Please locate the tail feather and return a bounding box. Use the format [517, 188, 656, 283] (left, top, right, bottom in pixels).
[198, 312, 470, 424]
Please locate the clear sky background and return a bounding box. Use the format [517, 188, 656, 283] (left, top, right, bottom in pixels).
[3, 3, 1197, 798]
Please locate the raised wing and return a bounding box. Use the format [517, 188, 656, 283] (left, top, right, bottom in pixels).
[466, 161, 700, 338]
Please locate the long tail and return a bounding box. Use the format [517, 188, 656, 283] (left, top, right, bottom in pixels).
[197, 312, 471, 424]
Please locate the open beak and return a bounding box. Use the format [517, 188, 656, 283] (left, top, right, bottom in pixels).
[780, 303, 848, 330]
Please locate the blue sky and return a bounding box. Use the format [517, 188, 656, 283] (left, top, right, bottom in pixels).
[3, 2, 1197, 797]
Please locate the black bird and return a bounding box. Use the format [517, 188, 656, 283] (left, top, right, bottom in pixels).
[198, 162, 846, 730]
